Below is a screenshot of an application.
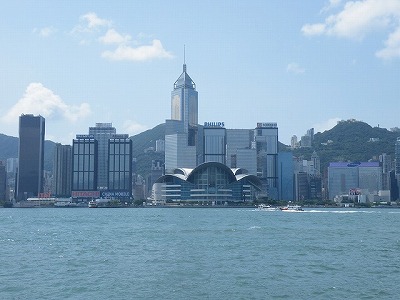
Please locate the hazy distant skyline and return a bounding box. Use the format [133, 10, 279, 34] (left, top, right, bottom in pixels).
[1, 0, 399, 145]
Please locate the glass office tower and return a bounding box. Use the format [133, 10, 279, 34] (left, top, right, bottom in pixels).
[17, 114, 45, 201]
[72, 135, 98, 191]
[107, 134, 132, 198]
[203, 125, 226, 164]
[52, 143, 72, 197]
[254, 122, 278, 199]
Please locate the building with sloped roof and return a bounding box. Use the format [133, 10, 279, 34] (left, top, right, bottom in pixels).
[152, 162, 262, 204]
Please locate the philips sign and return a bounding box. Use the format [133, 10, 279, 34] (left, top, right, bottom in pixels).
[256, 122, 277, 128]
[204, 122, 225, 128]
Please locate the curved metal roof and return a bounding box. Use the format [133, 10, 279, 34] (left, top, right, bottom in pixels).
[186, 161, 237, 183]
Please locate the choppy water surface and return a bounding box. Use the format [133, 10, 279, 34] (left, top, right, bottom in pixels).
[1, 207, 400, 299]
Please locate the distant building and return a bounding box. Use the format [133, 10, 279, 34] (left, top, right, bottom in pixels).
[226, 129, 255, 174]
[52, 144, 72, 197]
[0, 161, 6, 201]
[278, 152, 294, 201]
[328, 162, 382, 200]
[291, 135, 298, 149]
[155, 140, 165, 152]
[16, 114, 45, 201]
[254, 122, 278, 199]
[6, 158, 18, 174]
[294, 172, 309, 201]
[396, 138, 400, 178]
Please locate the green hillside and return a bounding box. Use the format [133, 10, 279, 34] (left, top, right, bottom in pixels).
[292, 119, 400, 172]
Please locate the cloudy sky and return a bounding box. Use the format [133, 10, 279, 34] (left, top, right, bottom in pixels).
[1, 0, 399, 145]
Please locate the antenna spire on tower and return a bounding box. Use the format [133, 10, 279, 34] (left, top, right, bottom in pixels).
[183, 45, 186, 72]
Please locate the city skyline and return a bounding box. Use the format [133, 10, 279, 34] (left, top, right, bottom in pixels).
[1, 0, 399, 145]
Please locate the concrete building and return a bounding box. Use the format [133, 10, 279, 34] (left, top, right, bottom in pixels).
[16, 114, 45, 201]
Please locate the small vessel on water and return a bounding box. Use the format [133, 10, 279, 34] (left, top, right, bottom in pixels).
[280, 205, 304, 212]
[88, 200, 98, 208]
[257, 204, 278, 211]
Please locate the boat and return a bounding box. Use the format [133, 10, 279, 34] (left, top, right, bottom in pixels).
[257, 204, 278, 211]
[88, 200, 98, 208]
[280, 205, 304, 212]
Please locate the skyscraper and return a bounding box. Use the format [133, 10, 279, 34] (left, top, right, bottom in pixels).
[0, 161, 6, 201]
[396, 137, 400, 177]
[89, 123, 116, 190]
[16, 114, 45, 201]
[52, 143, 72, 197]
[165, 62, 198, 173]
[107, 134, 132, 199]
[254, 122, 278, 199]
[171, 62, 198, 142]
[203, 123, 226, 164]
[72, 135, 98, 193]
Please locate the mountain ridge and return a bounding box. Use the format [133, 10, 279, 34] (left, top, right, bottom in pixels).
[1, 120, 399, 174]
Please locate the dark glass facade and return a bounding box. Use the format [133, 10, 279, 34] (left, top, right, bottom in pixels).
[107, 136, 132, 196]
[72, 135, 98, 191]
[17, 114, 45, 201]
[52, 144, 72, 197]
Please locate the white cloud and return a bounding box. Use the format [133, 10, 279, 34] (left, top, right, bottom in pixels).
[1, 83, 91, 124]
[302, 0, 400, 59]
[33, 26, 57, 37]
[99, 29, 131, 45]
[102, 39, 174, 62]
[301, 23, 326, 36]
[286, 63, 305, 74]
[376, 26, 400, 59]
[122, 120, 148, 136]
[71, 12, 111, 35]
[313, 118, 341, 133]
[320, 0, 342, 13]
[80, 12, 112, 29]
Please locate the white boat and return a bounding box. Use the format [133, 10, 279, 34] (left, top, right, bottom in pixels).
[88, 200, 98, 208]
[280, 205, 304, 212]
[257, 204, 278, 211]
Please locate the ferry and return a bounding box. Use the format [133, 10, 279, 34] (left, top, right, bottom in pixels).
[280, 205, 304, 212]
[88, 200, 98, 208]
[257, 204, 278, 211]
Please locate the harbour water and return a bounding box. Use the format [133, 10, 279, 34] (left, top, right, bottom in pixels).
[1, 207, 400, 299]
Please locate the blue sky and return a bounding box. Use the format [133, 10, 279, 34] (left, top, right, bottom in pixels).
[1, 0, 399, 145]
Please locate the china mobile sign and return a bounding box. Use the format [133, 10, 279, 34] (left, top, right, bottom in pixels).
[101, 191, 131, 198]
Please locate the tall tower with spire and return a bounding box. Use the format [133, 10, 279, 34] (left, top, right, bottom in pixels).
[165, 53, 199, 173]
[171, 58, 198, 145]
